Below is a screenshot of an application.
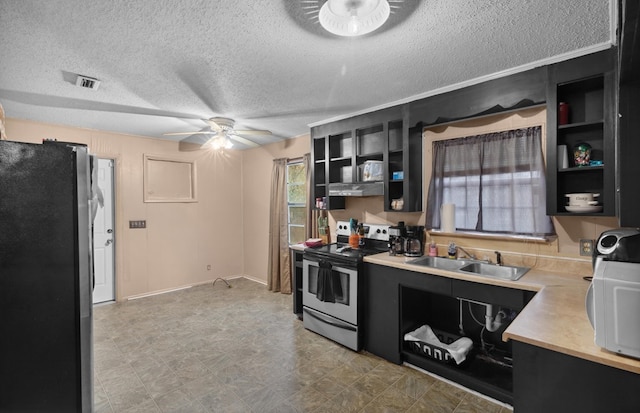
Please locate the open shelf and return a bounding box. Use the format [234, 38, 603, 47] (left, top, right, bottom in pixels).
[400, 285, 518, 404]
[403, 350, 513, 404]
[310, 107, 422, 212]
[546, 50, 615, 217]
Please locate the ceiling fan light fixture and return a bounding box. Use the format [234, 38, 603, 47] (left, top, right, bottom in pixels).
[210, 136, 233, 151]
[319, 0, 390, 37]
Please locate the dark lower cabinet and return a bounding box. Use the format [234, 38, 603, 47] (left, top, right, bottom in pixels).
[291, 248, 304, 319]
[364, 263, 536, 405]
[513, 341, 640, 413]
[363, 264, 453, 363]
[363, 264, 402, 363]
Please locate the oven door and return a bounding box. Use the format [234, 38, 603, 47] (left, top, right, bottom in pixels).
[302, 257, 358, 325]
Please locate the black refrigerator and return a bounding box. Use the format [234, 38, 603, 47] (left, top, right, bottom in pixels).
[0, 140, 93, 412]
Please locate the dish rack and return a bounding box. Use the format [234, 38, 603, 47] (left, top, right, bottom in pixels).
[404, 326, 473, 366]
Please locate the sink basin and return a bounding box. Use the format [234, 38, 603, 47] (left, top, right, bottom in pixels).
[458, 262, 530, 281]
[407, 256, 472, 271]
[408, 256, 530, 281]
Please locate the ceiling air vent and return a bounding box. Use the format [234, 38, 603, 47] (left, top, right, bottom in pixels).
[75, 74, 100, 90]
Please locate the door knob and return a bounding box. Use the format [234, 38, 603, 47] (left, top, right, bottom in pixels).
[105, 239, 113, 246]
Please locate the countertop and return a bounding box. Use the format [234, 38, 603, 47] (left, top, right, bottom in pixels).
[364, 253, 640, 375]
[290, 243, 307, 252]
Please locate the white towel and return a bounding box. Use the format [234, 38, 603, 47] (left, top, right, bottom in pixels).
[404, 325, 473, 365]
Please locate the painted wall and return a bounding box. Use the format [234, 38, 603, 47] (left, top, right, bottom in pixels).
[5, 118, 245, 299]
[241, 135, 311, 284]
[5, 107, 619, 302]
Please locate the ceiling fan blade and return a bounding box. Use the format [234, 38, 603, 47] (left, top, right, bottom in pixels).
[164, 131, 217, 136]
[233, 129, 272, 136]
[206, 119, 224, 132]
[228, 134, 259, 147]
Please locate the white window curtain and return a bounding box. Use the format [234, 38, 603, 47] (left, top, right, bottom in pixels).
[426, 126, 554, 236]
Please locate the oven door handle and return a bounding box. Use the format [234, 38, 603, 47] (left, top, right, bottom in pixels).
[303, 258, 357, 274]
[303, 307, 357, 332]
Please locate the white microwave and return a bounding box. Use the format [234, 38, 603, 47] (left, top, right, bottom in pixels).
[587, 257, 640, 359]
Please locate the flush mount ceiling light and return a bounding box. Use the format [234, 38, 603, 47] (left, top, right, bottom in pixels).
[319, 0, 391, 37]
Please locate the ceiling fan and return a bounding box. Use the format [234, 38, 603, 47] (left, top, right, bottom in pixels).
[164, 117, 272, 150]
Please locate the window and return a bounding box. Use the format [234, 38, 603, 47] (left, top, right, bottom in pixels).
[426, 126, 554, 237]
[287, 161, 306, 244]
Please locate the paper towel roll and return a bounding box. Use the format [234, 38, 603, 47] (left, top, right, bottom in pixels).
[441, 203, 455, 233]
[557, 145, 569, 170]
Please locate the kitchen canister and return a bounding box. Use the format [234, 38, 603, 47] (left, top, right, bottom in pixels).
[441, 203, 456, 233]
[573, 142, 592, 167]
[559, 102, 570, 125]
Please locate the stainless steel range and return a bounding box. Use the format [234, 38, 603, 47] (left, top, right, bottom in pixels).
[302, 221, 389, 350]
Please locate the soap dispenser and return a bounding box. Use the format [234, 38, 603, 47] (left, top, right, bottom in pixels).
[428, 242, 437, 257]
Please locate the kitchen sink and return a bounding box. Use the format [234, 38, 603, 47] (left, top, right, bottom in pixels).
[458, 262, 530, 281]
[408, 256, 530, 281]
[407, 256, 472, 271]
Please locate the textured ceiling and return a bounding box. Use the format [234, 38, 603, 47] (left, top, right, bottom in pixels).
[0, 0, 615, 149]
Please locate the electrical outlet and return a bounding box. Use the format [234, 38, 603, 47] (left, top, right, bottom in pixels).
[580, 239, 594, 256]
[207, 265, 211, 271]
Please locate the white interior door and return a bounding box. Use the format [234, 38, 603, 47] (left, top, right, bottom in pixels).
[93, 158, 115, 304]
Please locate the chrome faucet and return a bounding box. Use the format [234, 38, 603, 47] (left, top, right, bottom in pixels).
[457, 246, 476, 260]
[495, 251, 503, 266]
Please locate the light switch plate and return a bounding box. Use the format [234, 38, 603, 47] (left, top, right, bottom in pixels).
[580, 239, 594, 256]
[129, 220, 146, 229]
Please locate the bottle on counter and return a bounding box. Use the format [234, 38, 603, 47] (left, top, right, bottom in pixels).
[357, 223, 366, 248]
[448, 242, 457, 259]
[429, 242, 437, 257]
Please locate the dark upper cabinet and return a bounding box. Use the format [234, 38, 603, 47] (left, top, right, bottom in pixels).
[310, 43, 639, 221]
[545, 49, 617, 217]
[618, 0, 640, 227]
[408, 67, 547, 127]
[310, 105, 423, 212]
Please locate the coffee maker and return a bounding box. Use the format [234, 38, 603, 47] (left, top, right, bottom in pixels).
[388, 221, 406, 256]
[586, 228, 640, 359]
[404, 225, 425, 257]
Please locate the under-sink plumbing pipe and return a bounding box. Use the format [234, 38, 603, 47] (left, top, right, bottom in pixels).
[485, 304, 506, 332]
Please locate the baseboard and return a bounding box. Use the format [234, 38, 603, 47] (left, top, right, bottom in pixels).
[126, 285, 192, 300]
[237, 274, 268, 286]
[123, 275, 266, 301]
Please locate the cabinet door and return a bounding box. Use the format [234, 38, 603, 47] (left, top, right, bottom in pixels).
[546, 49, 616, 216]
[618, 0, 640, 227]
[291, 249, 304, 318]
[513, 341, 640, 413]
[363, 263, 402, 363]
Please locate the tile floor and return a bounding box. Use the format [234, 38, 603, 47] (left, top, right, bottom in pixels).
[94, 278, 512, 413]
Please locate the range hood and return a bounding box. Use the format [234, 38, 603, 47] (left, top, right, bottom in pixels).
[327, 182, 384, 197]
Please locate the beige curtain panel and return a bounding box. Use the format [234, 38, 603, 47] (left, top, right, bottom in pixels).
[267, 158, 291, 293]
[304, 153, 320, 240]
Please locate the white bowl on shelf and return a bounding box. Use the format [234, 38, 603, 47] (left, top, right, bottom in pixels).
[565, 205, 603, 213]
